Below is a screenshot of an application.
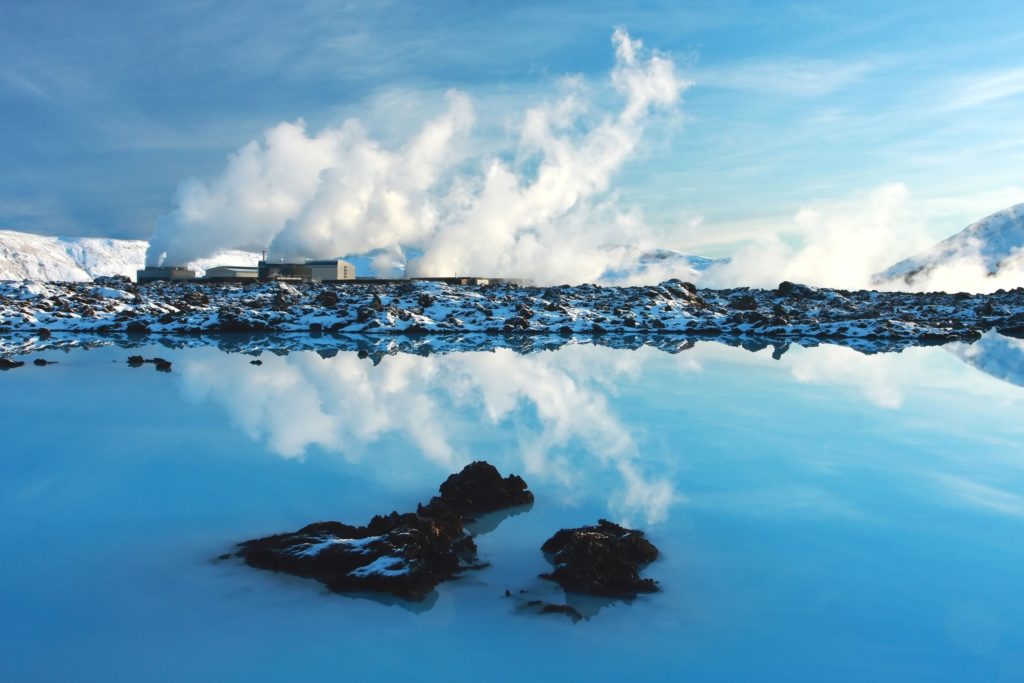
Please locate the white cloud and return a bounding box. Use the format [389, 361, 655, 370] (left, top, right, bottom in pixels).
[702, 182, 930, 289]
[696, 58, 874, 97]
[699, 182, 1024, 292]
[145, 29, 691, 286]
[933, 474, 1024, 517]
[947, 67, 1024, 110]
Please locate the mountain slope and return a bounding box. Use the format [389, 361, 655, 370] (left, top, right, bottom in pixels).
[877, 203, 1024, 287]
[0, 228, 722, 284]
[0, 230, 146, 281]
[0, 230, 260, 281]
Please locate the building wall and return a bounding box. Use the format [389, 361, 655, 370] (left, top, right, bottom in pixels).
[137, 267, 197, 283]
[205, 267, 258, 279]
[308, 261, 355, 281]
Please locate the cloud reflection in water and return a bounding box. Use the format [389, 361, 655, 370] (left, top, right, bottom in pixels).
[175, 335, 1024, 525]
[178, 345, 678, 524]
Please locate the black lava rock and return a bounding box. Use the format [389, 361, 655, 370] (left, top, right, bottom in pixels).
[127, 355, 145, 367]
[729, 294, 758, 311]
[540, 519, 659, 598]
[0, 358, 25, 370]
[776, 281, 816, 298]
[436, 461, 534, 516]
[235, 462, 533, 601]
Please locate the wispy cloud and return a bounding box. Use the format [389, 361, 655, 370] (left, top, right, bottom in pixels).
[933, 474, 1024, 517]
[947, 67, 1024, 110]
[695, 58, 875, 97]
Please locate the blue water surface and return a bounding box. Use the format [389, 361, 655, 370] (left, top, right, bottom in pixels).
[1, 337, 1023, 682]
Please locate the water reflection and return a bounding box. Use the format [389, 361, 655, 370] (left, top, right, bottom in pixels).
[179, 344, 677, 524]
[161, 333, 1024, 527]
[4, 329, 1024, 681]
[949, 331, 1024, 388]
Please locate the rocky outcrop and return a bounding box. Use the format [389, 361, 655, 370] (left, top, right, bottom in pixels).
[235, 462, 533, 601]
[540, 519, 659, 598]
[2, 278, 1023, 347]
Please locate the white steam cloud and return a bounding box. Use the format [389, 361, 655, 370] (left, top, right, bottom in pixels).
[146, 29, 690, 284]
[702, 184, 1024, 293]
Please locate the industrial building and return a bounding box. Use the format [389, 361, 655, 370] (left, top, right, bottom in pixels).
[204, 266, 259, 281]
[136, 266, 198, 283]
[136, 257, 512, 286]
[257, 258, 355, 282]
[138, 258, 355, 283]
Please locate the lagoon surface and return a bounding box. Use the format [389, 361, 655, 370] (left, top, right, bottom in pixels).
[2, 336, 1024, 682]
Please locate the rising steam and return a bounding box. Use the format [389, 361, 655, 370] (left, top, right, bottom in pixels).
[146, 29, 690, 284]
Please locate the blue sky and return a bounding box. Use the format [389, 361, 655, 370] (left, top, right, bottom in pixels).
[2, 0, 1024, 256]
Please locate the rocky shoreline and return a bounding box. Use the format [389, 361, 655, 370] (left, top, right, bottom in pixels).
[1, 277, 1022, 349]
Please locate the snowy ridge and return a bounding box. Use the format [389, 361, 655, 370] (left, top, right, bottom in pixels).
[0, 229, 261, 282]
[877, 203, 1024, 286]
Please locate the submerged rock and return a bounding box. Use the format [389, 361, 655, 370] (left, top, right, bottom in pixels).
[540, 519, 659, 598]
[0, 357, 24, 370]
[523, 600, 583, 622]
[126, 355, 172, 372]
[235, 461, 533, 601]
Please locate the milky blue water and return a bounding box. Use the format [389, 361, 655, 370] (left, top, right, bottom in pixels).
[2, 337, 1024, 682]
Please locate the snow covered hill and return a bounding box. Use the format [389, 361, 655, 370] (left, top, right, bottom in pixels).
[876, 203, 1024, 288]
[0, 228, 723, 284]
[602, 248, 728, 284]
[0, 230, 260, 282]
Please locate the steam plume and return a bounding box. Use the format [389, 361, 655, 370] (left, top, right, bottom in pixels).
[146, 29, 690, 284]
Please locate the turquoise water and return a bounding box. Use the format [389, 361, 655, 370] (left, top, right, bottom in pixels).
[2, 338, 1024, 682]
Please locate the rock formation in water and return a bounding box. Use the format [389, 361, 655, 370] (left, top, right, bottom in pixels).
[235, 461, 533, 601]
[540, 519, 660, 598]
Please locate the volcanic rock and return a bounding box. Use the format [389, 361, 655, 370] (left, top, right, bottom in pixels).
[540, 519, 659, 598]
[235, 462, 533, 601]
[436, 461, 534, 515]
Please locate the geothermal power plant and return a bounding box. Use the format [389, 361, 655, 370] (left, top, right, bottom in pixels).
[137, 258, 507, 286]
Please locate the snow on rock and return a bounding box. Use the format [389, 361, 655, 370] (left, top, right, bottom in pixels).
[876, 203, 1024, 289]
[1, 277, 1021, 351]
[234, 461, 534, 600]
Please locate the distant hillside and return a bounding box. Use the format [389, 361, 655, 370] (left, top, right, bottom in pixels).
[0, 228, 722, 284]
[876, 203, 1024, 287]
[0, 229, 260, 282]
